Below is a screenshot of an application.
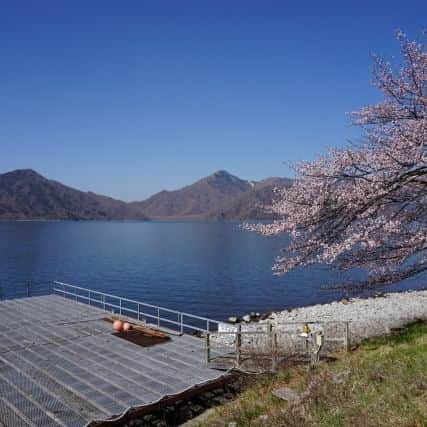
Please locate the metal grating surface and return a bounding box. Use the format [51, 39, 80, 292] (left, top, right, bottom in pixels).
[0, 295, 228, 427]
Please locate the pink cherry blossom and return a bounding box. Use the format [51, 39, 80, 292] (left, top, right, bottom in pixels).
[248, 31, 427, 288]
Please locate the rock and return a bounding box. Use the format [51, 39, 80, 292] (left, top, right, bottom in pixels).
[189, 404, 204, 415]
[228, 316, 239, 324]
[330, 373, 345, 384]
[257, 414, 269, 424]
[126, 420, 145, 427]
[373, 292, 385, 298]
[178, 405, 193, 420]
[260, 311, 272, 320]
[248, 312, 261, 321]
[272, 387, 300, 402]
[212, 388, 224, 396]
[242, 314, 251, 322]
[203, 391, 216, 399]
[212, 396, 228, 405]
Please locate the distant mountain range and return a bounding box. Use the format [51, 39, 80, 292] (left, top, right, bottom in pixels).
[0, 169, 292, 220]
[0, 169, 147, 220]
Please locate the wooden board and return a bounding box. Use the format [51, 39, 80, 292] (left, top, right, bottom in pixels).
[102, 316, 170, 339]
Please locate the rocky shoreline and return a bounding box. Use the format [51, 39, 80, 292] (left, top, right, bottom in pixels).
[222, 289, 427, 346]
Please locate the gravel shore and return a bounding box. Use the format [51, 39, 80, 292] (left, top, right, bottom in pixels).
[216, 290, 427, 351]
[264, 289, 427, 343]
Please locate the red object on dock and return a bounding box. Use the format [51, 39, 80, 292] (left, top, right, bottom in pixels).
[113, 320, 123, 332]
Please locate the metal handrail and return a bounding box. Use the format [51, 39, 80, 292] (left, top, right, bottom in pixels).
[52, 281, 224, 334]
[5, 281, 351, 369]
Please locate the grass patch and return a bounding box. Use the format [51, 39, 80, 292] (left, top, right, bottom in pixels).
[188, 321, 427, 427]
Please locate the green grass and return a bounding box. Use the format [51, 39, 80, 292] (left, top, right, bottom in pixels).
[188, 322, 427, 427]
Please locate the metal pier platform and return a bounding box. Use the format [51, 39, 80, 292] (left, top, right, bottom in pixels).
[0, 286, 231, 427]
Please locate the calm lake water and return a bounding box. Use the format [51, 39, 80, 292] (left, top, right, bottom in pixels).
[0, 221, 423, 320]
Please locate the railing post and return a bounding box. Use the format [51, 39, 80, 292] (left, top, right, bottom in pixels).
[180, 313, 184, 335]
[272, 332, 278, 372]
[206, 333, 211, 363]
[88, 291, 91, 306]
[26, 283, 30, 297]
[235, 324, 242, 368]
[75, 287, 77, 302]
[344, 321, 350, 352]
[119, 298, 122, 315]
[137, 303, 140, 321]
[157, 308, 160, 327]
[102, 295, 106, 310]
[268, 323, 278, 372]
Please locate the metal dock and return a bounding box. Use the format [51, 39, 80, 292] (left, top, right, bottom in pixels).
[0, 283, 232, 427]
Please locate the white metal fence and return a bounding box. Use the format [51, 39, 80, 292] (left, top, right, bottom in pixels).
[52, 281, 224, 335]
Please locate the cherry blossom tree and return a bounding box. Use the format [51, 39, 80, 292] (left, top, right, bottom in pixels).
[250, 31, 426, 288]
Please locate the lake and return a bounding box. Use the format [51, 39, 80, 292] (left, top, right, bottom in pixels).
[0, 221, 423, 321]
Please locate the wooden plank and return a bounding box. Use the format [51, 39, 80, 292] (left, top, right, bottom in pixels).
[103, 316, 170, 339]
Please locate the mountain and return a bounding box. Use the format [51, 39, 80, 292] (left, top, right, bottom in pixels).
[0, 169, 292, 220]
[207, 177, 293, 220]
[130, 170, 253, 218]
[0, 169, 147, 220]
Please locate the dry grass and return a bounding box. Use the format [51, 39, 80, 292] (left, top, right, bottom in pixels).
[188, 321, 427, 427]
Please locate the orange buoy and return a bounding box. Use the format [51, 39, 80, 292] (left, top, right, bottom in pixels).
[113, 320, 124, 332]
[122, 322, 132, 332]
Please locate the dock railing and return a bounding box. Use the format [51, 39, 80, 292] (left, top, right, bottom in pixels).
[205, 319, 351, 371]
[2, 281, 351, 371]
[52, 281, 223, 335]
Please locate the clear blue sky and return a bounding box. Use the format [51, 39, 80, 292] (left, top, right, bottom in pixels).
[0, 1, 425, 201]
